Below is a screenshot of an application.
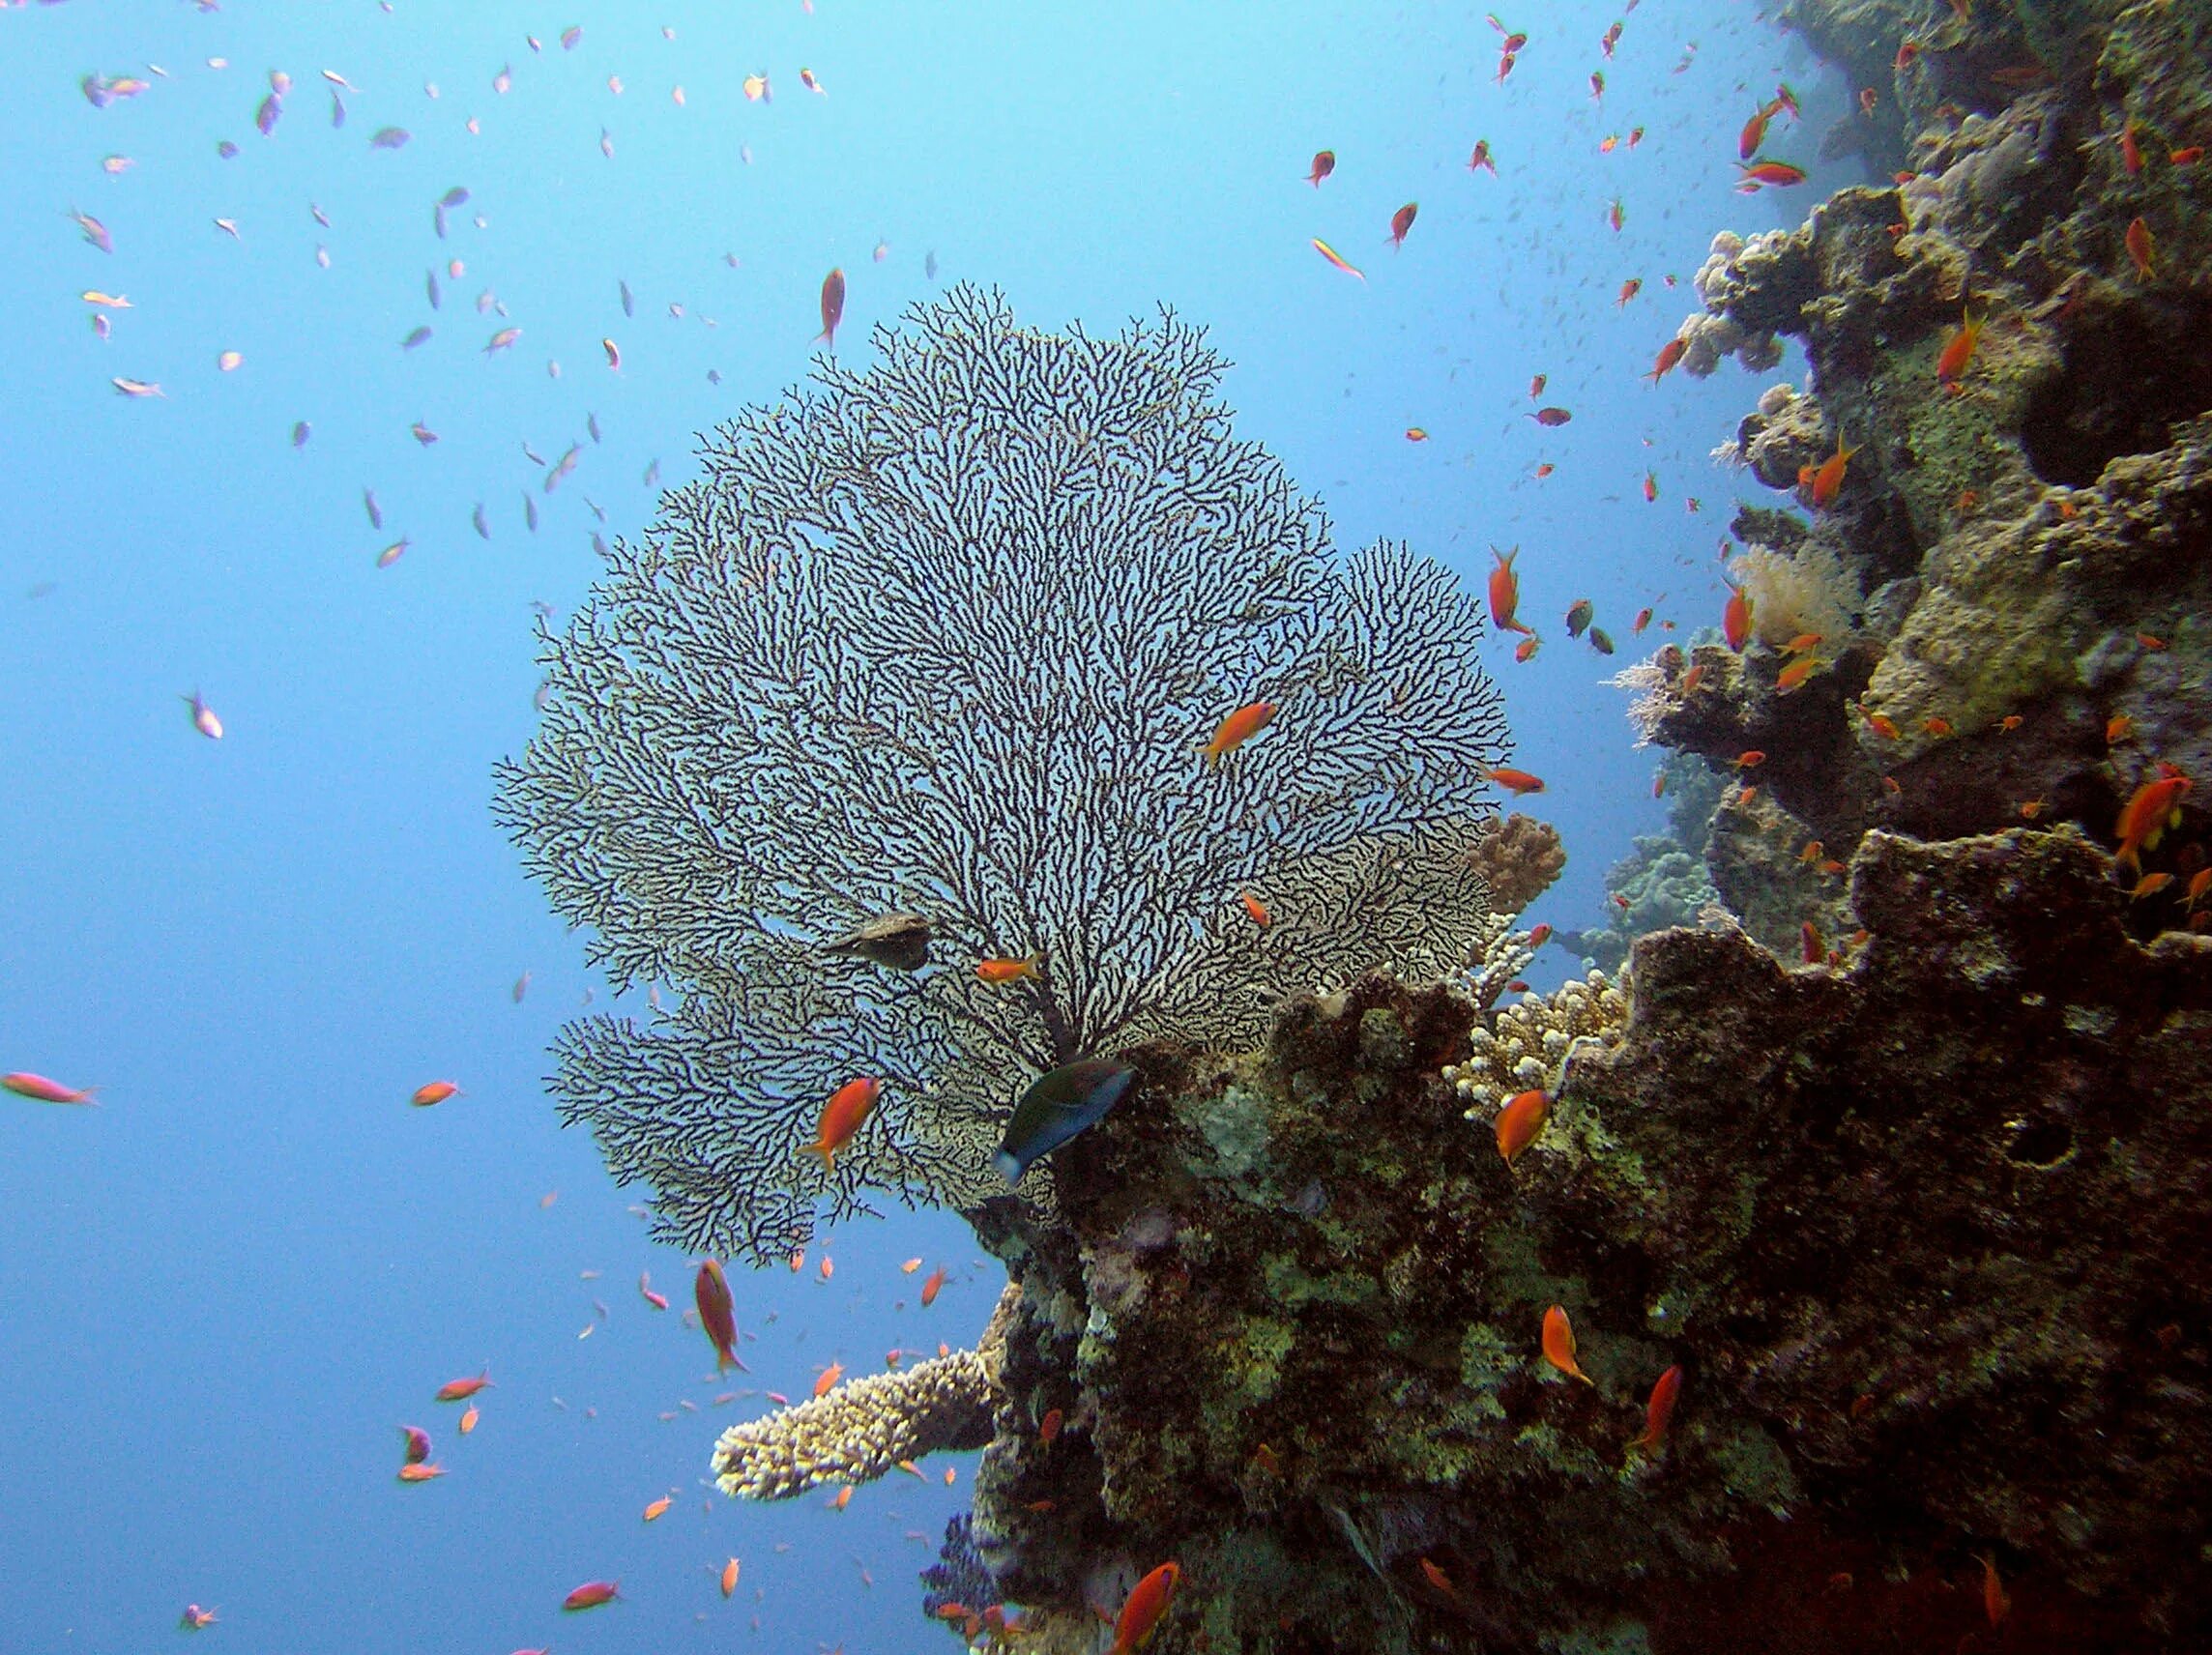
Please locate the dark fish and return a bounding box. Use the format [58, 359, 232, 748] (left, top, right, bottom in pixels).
[1588, 627, 1615, 655]
[994, 1059, 1137, 1185]
[1565, 598, 1593, 638]
[370, 126, 410, 150]
[217, 140, 239, 160]
[440, 186, 470, 208]
[592, 532, 609, 558]
[256, 93, 282, 135]
[473, 503, 489, 539]
[817, 267, 846, 351]
[587, 411, 602, 444]
[642, 458, 659, 487]
[620, 279, 634, 318]
[433, 203, 447, 240]
[402, 326, 431, 350]
[290, 421, 311, 449]
[925, 249, 939, 280]
[364, 488, 383, 530]
[823, 913, 933, 972]
[330, 90, 345, 128]
[694, 1260, 743, 1372]
[523, 493, 538, 533]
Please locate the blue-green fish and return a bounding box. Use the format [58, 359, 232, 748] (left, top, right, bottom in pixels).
[993, 1059, 1136, 1185]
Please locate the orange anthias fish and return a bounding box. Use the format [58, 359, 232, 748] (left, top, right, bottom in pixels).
[1202, 702, 1277, 767]
[643, 1495, 672, 1522]
[1723, 586, 1753, 651]
[1388, 202, 1417, 247]
[1487, 768, 1546, 796]
[2125, 217, 2155, 277]
[410, 1080, 461, 1107]
[1739, 105, 1773, 160]
[2115, 769, 2193, 869]
[436, 1369, 492, 1402]
[1468, 138, 1497, 175]
[1109, 1562, 1180, 1655]
[817, 267, 847, 351]
[696, 1258, 743, 1372]
[397, 1462, 447, 1482]
[1305, 149, 1335, 186]
[1645, 336, 1687, 384]
[563, 1581, 620, 1612]
[1488, 544, 1533, 635]
[921, 1264, 948, 1306]
[1419, 1557, 1460, 1600]
[1981, 1554, 2010, 1628]
[1311, 237, 1365, 282]
[721, 1557, 742, 1597]
[1738, 160, 1809, 189]
[976, 955, 1040, 982]
[1632, 1364, 1683, 1451]
[813, 1360, 846, 1398]
[1617, 278, 1641, 307]
[4, 1071, 99, 1105]
[1239, 890, 1271, 929]
[1936, 308, 1984, 391]
[1495, 1089, 1550, 1166]
[1541, 1305, 1593, 1384]
[800, 1076, 882, 1171]
[1810, 429, 1857, 508]
[458, 1405, 479, 1434]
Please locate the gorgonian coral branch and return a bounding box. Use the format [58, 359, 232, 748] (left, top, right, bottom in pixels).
[494, 286, 1514, 1263]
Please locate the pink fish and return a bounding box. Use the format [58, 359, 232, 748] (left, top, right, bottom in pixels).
[4, 1072, 100, 1105]
[181, 690, 224, 740]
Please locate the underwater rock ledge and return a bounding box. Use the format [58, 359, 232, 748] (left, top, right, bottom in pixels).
[942, 824, 2209, 1653]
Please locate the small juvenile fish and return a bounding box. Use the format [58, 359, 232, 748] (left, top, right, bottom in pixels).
[602, 337, 622, 370]
[291, 421, 311, 450]
[411, 421, 437, 445]
[111, 377, 162, 398]
[364, 489, 383, 529]
[473, 504, 489, 540]
[1306, 149, 1335, 186]
[800, 68, 826, 94]
[370, 126, 411, 150]
[483, 327, 521, 355]
[182, 689, 224, 740]
[639, 1272, 668, 1310]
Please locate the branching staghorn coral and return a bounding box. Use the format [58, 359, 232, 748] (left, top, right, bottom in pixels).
[493, 286, 1516, 1262]
[713, 1282, 1018, 1499]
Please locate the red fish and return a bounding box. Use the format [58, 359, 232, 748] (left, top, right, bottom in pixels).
[2125, 217, 2154, 277]
[436, 1369, 491, 1402]
[921, 1264, 948, 1306]
[1541, 1305, 1592, 1383]
[1936, 308, 1984, 391]
[1495, 1089, 1550, 1166]
[1039, 1407, 1063, 1445]
[1487, 768, 1546, 796]
[1644, 337, 1687, 384]
[976, 954, 1040, 982]
[1737, 160, 1809, 189]
[1202, 702, 1277, 767]
[696, 1259, 743, 1371]
[813, 1360, 845, 1398]
[1723, 586, 1752, 651]
[1528, 406, 1571, 426]
[410, 1080, 460, 1108]
[2116, 769, 2192, 869]
[1528, 373, 1547, 399]
[1306, 150, 1334, 186]
[1488, 545, 1533, 635]
[1739, 107, 1772, 160]
[1981, 1555, 2010, 1628]
[1642, 470, 1658, 503]
[817, 267, 846, 351]
[1110, 1563, 1180, 1655]
[1239, 891, 1271, 929]
[1632, 1364, 1683, 1450]
[1388, 202, 1417, 247]
[4, 1072, 99, 1105]
[1617, 278, 1641, 307]
[1467, 139, 1496, 175]
[399, 1425, 431, 1464]
[563, 1581, 620, 1612]
[1420, 1557, 1460, 1600]
[800, 1076, 881, 1171]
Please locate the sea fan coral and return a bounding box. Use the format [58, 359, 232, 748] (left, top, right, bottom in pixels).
[494, 286, 1518, 1263]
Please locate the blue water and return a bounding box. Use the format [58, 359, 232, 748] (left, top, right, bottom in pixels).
[2, 3, 1836, 1649]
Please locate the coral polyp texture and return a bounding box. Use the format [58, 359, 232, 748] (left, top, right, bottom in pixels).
[713, 1283, 1015, 1499]
[949, 826, 2210, 1652]
[493, 285, 1516, 1263]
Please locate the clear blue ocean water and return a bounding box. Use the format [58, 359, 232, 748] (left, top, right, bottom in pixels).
[2, 4, 1838, 1649]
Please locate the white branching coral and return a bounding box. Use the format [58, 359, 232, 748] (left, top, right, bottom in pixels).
[1445, 971, 1629, 1118]
[494, 286, 1518, 1263]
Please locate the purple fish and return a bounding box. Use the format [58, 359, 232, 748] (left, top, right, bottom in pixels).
[370, 126, 409, 150]
[330, 90, 345, 128]
[255, 93, 281, 135]
[69, 208, 112, 254]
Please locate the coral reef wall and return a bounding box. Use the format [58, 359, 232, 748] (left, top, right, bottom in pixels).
[937, 826, 2210, 1652]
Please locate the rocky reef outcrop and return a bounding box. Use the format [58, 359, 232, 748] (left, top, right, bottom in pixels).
[923, 825, 2210, 1653]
